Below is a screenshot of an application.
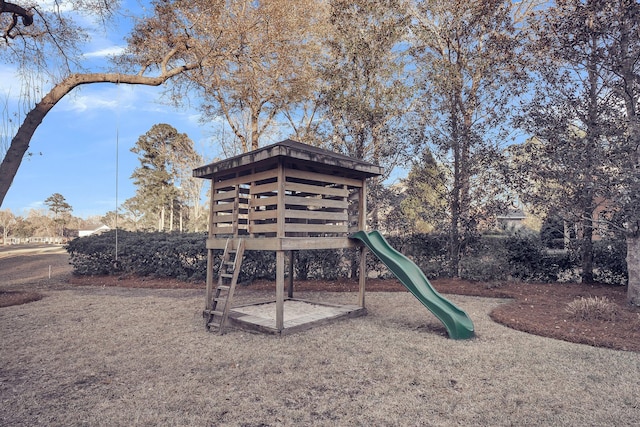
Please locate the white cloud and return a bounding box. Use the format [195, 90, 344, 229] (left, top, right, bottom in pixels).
[59, 89, 121, 113]
[83, 45, 126, 58]
[72, 95, 119, 112]
[57, 83, 177, 115]
[187, 113, 204, 124]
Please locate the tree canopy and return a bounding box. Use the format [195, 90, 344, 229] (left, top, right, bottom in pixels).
[2, 0, 640, 303]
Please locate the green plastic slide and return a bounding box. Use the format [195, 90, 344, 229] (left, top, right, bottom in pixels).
[350, 230, 474, 340]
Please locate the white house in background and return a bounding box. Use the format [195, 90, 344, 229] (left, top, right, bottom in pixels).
[496, 209, 527, 230]
[78, 224, 110, 237]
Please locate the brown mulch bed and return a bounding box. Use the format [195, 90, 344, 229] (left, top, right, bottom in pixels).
[64, 275, 640, 353]
[2, 249, 638, 352]
[0, 291, 44, 308]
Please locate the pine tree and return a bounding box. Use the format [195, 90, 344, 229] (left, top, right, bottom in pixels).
[129, 124, 198, 232]
[44, 193, 72, 237]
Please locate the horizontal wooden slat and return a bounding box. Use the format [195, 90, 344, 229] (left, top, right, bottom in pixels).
[213, 181, 251, 193]
[212, 203, 234, 212]
[250, 181, 278, 195]
[249, 223, 278, 233]
[250, 196, 278, 208]
[285, 223, 348, 233]
[212, 220, 234, 226]
[249, 210, 278, 221]
[284, 210, 347, 221]
[279, 237, 357, 250]
[206, 237, 357, 251]
[285, 181, 349, 198]
[214, 169, 279, 188]
[285, 168, 362, 188]
[211, 226, 234, 234]
[213, 190, 237, 201]
[284, 195, 348, 209]
[212, 214, 250, 221]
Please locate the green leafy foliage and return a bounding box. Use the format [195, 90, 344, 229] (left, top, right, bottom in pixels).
[66, 231, 627, 286]
[66, 231, 208, 281]
[295, 249, 350, 281]
[593, 239, 627, 286]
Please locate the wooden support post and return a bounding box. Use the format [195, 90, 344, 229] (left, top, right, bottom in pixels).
[205, 248, 214, 310]
[205, 179, 216, 311]
[359, 247, 367, 308]
[358, 179, 367, 308]
[276, 250, 285, 331]
[276, 161, 286, 332]
[288, 250, 295, 298]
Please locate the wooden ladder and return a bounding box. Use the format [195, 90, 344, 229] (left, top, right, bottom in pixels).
[205, 238, 245, 334]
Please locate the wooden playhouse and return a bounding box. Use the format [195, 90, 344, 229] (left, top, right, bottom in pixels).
[193, 139, 383, 335]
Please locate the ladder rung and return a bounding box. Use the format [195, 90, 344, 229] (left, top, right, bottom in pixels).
[217, 284, 231, 291]
[221, 273, 233, 279]
[210, 310, 224, 317]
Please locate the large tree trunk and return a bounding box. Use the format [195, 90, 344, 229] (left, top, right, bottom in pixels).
[250, 107, 260, 151]
[0, 62, 197, 207]
[626, 235, 640, 306]
[612, 9, 640, 305]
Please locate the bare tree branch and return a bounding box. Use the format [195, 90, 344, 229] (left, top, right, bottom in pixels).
[0, 57, 200, 206]
[1, 0, 34, 40]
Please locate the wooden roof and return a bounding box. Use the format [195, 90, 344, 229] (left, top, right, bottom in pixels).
[193, 139, 383, 179]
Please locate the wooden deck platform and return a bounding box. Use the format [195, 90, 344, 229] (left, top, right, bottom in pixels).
[227, 299, 366, 336]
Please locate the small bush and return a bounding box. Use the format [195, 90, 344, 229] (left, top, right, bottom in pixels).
[459, 256, 509, 282]
[566, 296, 618, 321]
[593, 239, 627, 286]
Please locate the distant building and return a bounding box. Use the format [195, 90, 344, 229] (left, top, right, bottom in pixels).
[78, 224, 110, 237]
[496, 209, 527, 230]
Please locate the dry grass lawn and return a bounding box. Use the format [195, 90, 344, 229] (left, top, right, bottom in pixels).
[2, 285, 639, 426]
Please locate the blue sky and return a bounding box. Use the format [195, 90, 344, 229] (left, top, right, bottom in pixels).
[1, 81, 217, 218]
[0, 1, 228, 218]
[1, 1, 408, 220]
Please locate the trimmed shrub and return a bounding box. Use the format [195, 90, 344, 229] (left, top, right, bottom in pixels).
[67, 231, 208, 281]
[67, 232, 350, 283]
[66, 230, 627, 285]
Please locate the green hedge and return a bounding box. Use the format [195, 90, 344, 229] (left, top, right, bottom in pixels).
[67, 231, 627, 285]
[461, 234, 576, 283]
[66, 232, 354, 283]
[67, 231, 209, 281]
